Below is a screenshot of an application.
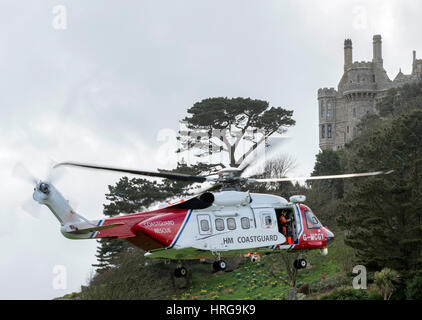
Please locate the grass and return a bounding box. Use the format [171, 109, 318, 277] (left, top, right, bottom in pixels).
[173, 230, 352, 300]
[56, 230, 358, 300]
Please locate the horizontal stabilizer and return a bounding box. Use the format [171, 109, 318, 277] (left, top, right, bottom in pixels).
[64, 221, 124, 234]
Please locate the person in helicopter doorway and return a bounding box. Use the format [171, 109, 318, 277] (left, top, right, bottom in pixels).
[279, 211, 293, 245]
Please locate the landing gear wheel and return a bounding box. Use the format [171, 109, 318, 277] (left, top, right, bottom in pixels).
[218, 260, 227, 271]
[213, 260, 227, 272]
[294, 258, 307, 269]
[298, 259, 307, 269]
[179, 266, 187, 277]
[174, 266, 188, 278]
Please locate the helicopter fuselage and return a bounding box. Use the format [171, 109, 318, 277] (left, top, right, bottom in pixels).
[60, 191, 334, 260]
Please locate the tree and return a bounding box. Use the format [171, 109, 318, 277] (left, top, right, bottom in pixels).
[305, 149, 344, 227]
[405, 275, 422, 299]
[376, 81, 422, 118]
[310, 149, 344, 200]
[93, 177, 172, 273]
[339, 110, 422, 273]
[243, 154, 299, 196]
[177, 97, 295, 168]
[374, 268, 400, 300]
[281, 252, 300, 300]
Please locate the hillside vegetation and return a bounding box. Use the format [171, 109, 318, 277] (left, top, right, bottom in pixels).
[59, 230, 381, 300]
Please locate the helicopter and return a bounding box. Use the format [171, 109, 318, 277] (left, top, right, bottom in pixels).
[26, 161, 393, 278]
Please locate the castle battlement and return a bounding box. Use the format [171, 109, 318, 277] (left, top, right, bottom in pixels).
[317, 87, 337, 98]
[349, 61, 373, 69]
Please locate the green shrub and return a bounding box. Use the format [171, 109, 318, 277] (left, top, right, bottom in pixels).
[406, 276, 422, 300]
[366, 287, 383, 300]
[319, 286, 368, 300]
[374, 268, 400, 300]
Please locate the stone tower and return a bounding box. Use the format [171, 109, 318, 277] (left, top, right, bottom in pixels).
[318, 35, 422, 150]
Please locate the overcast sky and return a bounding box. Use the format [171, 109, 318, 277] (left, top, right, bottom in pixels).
[1, 0, 421, 299]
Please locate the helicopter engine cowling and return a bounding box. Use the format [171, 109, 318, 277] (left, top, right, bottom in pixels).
[212, 191, 251, 207]
[198, 192, 215, 205]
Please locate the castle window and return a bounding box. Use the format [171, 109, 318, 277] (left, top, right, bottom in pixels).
[327, 102, 332, 118]
[353, 108, 357, 118]
[321, 125, 325, 138]
[353, 127, 357, 137]
[372, 75, 376, 82]
[347, 126, 349, 133]
[327, 124, 332, 139]
[320, 101, 326, 118]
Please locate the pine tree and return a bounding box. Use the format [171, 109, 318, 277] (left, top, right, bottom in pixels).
[339, 110, 422, 273]
[177, 97, 295, 167]
[93, 177, 169, 273]
[305, 149, 344, 226]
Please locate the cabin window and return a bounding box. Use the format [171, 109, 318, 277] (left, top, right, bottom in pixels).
[200, 219, 210, 232]
[305, 210, 321, 229]
[241, 217, 250, 229]
[227, 218, 236, 230]
[264, 215, 272, 226]
[215, 218, 225, 231]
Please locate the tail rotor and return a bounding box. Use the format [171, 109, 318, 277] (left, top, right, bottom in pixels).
[12, 161, 66, 218]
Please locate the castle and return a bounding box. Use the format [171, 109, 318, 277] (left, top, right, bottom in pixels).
[318, 35, 422, 150]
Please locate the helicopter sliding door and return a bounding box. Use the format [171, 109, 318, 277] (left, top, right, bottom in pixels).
[275, 207, 298, 243]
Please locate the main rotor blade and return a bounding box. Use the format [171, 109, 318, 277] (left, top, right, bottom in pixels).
[54, 162, 214, 183]
[249, 170, 394, 183]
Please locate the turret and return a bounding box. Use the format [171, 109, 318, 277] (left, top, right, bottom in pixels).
[344, 39, 353, 71]
[372, 35, 383, 66]
[412, 51, 422, 76]
[413, 50, 417, 74]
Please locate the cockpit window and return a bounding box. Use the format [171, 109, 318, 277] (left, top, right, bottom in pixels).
[305, 210, 321, 229]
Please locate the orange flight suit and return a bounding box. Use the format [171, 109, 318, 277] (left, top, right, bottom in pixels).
[279, 216, 292, 244]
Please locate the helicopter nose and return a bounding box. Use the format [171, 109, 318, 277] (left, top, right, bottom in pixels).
[325, 228, 335, 245]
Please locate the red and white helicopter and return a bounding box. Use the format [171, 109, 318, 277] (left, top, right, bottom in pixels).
[24, 161, 392, 277]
